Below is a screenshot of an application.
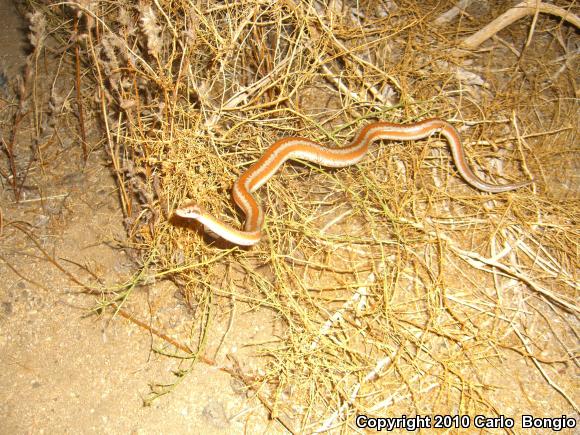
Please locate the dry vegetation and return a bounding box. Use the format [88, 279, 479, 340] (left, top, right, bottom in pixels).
[2, 0, 578, 432]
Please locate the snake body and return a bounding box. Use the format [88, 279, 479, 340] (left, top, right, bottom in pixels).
[176, 119, 531, 245]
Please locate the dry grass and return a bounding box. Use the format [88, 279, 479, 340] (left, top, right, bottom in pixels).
[6, 0, 579, 431]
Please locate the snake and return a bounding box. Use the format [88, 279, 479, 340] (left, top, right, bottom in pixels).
[175, 118, 531, 246]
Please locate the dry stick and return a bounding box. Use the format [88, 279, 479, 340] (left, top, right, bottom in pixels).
[4, 67, 31, 202]
[0, 253, 52, 292]
[73, 15, 88, 161]
[1, 132, 21, 201]
[522, 0, 541, 53]
[115, 305, 195, 354]
[434, 0, 476, 25]
[85, 25, 131, 216]
[461, 1, 580, 50]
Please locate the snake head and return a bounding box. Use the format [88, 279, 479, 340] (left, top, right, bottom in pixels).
[174, 201, 204, 219]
